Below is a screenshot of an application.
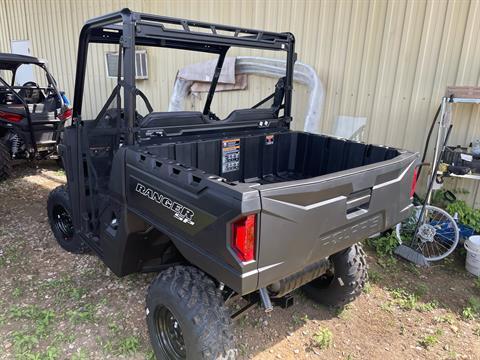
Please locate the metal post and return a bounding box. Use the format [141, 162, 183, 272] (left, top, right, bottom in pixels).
[203, 50, 226, 117]
[284, 34, 295, 120]
[426, 96, 448, 204]
[122, 12, 136, 145]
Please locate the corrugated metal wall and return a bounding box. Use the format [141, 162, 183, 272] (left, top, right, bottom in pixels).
[1, 0, 480, 205]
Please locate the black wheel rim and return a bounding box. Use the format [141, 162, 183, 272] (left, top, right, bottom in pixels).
[52, 204, 74, 240]
[155, 306, 186, 359]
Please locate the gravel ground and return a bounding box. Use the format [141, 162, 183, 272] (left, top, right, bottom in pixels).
[0, 163, 479, 360]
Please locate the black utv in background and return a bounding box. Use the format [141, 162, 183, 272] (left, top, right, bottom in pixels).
[0, 53, 70, 180]
[47, 9, 418, 359]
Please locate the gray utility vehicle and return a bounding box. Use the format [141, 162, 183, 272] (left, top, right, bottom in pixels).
[47, 9, 418, 359]
[0, 53, 70, 180]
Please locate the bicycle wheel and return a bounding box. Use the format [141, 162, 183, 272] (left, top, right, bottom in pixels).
[395, 205, 459, 261]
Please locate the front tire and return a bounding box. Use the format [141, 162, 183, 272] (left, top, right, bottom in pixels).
[0, 141, 12, 181]
[303, 243, 368, 307]
[47, 185, 89, 254]
[146, 266, 235, 360]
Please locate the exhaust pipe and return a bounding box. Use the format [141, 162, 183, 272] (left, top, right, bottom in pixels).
[259, 287, 273, 312]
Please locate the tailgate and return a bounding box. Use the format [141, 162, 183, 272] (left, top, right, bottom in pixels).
[254, 151, 418, 288]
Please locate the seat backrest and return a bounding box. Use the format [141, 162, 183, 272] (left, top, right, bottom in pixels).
[223, 108, 276, 123]
[139, 108, 276, 129]
[139, 111, 205, 128]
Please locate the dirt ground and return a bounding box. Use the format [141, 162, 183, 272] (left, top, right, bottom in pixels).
[0, 163, 479, 360]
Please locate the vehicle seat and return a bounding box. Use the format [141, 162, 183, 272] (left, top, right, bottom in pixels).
[0, 89, 7, 104]
[138, 111, 205, 128]
[17, 87, 45, 104]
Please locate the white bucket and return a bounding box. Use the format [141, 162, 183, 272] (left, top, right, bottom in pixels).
[465, 235, 480, 277]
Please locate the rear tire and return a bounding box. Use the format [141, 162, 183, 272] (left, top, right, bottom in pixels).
[47, 185, 89, 254]
[0, 141, 12, 181]
[303, 243, 368, 307]
[146, 266, 236, 360]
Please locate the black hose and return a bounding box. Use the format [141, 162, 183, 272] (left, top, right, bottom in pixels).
[413, 124, 453, 240]
[416, 105, 441, 180]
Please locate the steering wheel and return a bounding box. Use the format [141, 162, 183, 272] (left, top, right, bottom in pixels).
[21, 81, 43, 103]
[22, 81, 39, 87]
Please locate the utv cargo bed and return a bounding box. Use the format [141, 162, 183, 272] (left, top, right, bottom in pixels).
[144, 130, 400, 184]
[121, 129, 417, 294]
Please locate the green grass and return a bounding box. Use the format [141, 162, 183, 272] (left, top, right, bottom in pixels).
[12, 287, 23, 298]
[362, 282, 372, 294]
[469, 296, 480, 312]
[117, 336, 140, 355]
[390, 288, 417, 310]
[9, 305, 55, 323]
[462, 307, 476, 320]
[433, 314, 455, 325]
[335, 305, 352, 320]
[53, 332, 75, 344]
[365, 231, 399, 258]
[39, 345, 60, 360]
[292, 313, 309, 326]
[418, 329, 443, 349]
[11, 330, 39, 354]
[388, 288, 438, 312]
[67, 304, 96, 323]
[415, 284, 429, 297]
[38, 276, 86, 302]
[237, 343, 248, 357]
[415, 300, 438, 313]
[368, 270, 382, 284]
[0, 243, 23, 267]
[71, 349, 88, 360]
[406, 263, 421, 276]
[98, 334, 141, 356]
[145, 350, 156, 360]
[462, 296, 480, 320]
[312, 327, 333, 350]
[474, 277, 480, 291]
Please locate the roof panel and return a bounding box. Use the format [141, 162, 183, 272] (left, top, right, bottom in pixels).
[0, 52, 44, 70]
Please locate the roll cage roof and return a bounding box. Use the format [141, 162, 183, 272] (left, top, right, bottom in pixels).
[0, 53, 46, 71]
[73, 8, 296, 142]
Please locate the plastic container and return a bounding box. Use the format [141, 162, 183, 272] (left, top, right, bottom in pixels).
[465, 235, 480, 276]
[472, 139, 480, 157]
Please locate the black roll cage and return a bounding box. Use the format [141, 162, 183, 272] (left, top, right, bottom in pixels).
[72, 8, 296, 145]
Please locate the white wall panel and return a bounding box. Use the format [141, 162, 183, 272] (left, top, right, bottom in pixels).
[1, 0, 480, 205]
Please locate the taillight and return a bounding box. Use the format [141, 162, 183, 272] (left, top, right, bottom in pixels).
[57, 108, 73, 121]
[0, 110, 23, 123]
[231, 214, 256, 262]
[410, 167, 418, 199]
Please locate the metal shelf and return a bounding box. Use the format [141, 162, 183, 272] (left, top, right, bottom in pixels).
[437, 171, 480, 181]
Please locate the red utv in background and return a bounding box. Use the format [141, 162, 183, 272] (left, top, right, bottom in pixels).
[0, 53, 70, 180]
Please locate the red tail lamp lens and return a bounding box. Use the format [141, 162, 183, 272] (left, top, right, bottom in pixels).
[231, 214, 256, 262]
[0, 110, 23, 123]
[57, 108, 73, 121]
[410, 168, 418, 199]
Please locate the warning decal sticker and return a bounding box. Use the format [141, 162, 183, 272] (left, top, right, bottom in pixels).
[222, 138, 240, 173]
